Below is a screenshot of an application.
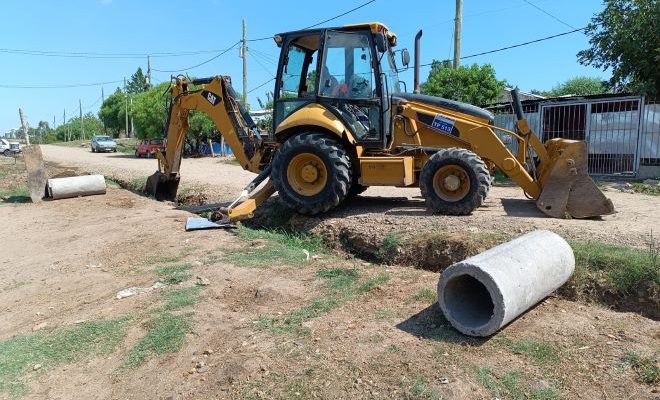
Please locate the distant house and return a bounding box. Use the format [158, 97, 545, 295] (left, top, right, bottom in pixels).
[486, 93, 660, 178]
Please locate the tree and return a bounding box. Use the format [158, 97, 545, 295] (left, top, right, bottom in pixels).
[52, 114, 103, 142]
[131, 82, 169, 139]
[99, 88, 127, 135]
[546, 76, 608, 97]
[577, 0, 660, 96]
[420, 61, 506, 105]
[126, 67, 149, 94]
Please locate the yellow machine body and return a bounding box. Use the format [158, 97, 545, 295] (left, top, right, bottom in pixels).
[146, 21, 613, 221]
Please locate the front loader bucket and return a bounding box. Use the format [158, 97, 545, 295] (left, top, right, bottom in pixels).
[145, 171, 180, 201]
[536, 140, 614, 219]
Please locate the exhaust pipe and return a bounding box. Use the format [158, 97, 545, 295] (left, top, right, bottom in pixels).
[414, 30, 423, 94]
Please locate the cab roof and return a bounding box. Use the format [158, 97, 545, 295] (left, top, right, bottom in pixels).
[274, 21, 397, 47]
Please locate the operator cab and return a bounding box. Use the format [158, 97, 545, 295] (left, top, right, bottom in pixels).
[272, 22, 407, 148]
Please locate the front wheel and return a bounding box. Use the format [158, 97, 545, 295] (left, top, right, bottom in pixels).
[134, 150, 140, 158]
[420, 148, 491, 215]
[91, 146, 96, 153]
[271, 132, 352, 215]
[3, 149, 11, 156]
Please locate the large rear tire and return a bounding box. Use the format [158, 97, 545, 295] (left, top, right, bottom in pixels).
[420, 148, 490, 215]
[271, 132, 352, 215]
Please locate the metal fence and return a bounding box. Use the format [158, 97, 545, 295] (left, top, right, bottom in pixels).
[489, 95, 660, 176]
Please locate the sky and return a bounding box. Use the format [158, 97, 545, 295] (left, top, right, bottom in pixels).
[0, 0, 608, 134]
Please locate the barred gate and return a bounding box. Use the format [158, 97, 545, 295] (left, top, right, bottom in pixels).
[540, 97, 642, 175]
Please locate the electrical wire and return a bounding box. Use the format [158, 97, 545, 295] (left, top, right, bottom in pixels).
[151, 41, 240, 73]
[522, 0, 575, 29]
[247, 0, 377, 41]
[248, 51, 275, 77]
[247, 78, 275, 94]
[0, 79, 123, 89]
[418, 26, 587, 67]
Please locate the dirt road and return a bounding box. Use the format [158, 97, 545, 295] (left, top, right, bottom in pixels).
[42, 144, 660, 248]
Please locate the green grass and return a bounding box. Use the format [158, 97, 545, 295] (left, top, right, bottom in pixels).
[570, 240, 660, 293]
[145, 253, 188, 265]
[622, 351, 659, 384]
[0, 317, 130, 396]
[404, 375, 440, 400]
[154, 264, 192, 285]
[476, 368, 561, 400]
[163, 286, 201, 310]
[374, 308, 396, 320]
[225, 226, 326, 268]
[408, 287, 438, 304]
[125, 312, 191, 368]
[256, 267, 390, 336]
[507, 339, 560, 366]
[0, 187, 30, 204]
[631, 182, 660, 196]
[377, 233, 402, 262]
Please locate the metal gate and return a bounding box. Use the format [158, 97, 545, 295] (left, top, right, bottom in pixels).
[540, 97, 642, 175]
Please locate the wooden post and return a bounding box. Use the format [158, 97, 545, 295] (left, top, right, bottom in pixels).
[19, 108, 30, 145]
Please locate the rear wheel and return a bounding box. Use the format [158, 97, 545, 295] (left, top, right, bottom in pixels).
[271, 132, 352, 215]
[420, 148, 490, 215]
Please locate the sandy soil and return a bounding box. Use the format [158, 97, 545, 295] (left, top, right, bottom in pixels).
[42, 144, 660, 248]
[0, 177, 657, 399]
[1, 154, 659, 399]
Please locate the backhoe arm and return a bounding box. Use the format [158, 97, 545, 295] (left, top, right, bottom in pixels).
[145, 76, 275, 221]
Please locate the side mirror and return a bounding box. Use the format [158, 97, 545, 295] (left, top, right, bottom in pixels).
[401, 48, 410, 67]
[375, 33, 387, 53]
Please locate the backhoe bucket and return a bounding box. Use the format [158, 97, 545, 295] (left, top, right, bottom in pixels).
[145, 171, 180, 201]
[536, 139, 614, 219]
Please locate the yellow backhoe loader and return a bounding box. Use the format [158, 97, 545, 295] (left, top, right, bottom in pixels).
[146, 22, 614, 222]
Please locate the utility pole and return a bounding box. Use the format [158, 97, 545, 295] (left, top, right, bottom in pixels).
[453, 0, 462, 69]
[101, 87, 106, 134]
[241, 18, 248, 106]
[147, 55, 152, 88]
[19, 108, 30, 145]
[63, 109, 67, 142]
[53, 115, 56, 128]
[124, 77, 129, 138]
[79, 99, 84, 140]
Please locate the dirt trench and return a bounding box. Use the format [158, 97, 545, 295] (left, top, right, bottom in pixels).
[247, 199, 660, 321]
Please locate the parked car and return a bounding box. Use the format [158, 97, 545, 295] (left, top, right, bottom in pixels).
[0, 138, 21, 156]
[135, 138, 166, 158]
[91, 135, 117, 153]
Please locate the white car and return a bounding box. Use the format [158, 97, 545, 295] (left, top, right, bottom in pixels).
[91, 135, 118, 153]
[0, 138, 21, 156]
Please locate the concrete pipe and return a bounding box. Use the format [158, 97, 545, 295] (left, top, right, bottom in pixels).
[437, 230, 574, 337]
[47, 174, 106, 200]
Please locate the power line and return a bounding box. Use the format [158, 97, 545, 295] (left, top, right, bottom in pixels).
[522, 0, 575, 29]
[0, 79, 123, 89]
[152, 41, 241, 73]
[247, 78, 274, 94]
[248, 51, 275, 77]
[419, 26, 587, 67]
[0, 47, 241, 59]
[247, 0, 377, 41]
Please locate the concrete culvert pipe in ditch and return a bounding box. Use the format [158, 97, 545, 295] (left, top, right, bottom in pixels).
[437, 230, 575, 337]
[47, 175, 106, 200]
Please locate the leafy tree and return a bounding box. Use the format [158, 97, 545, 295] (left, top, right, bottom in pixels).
[421, 61, 506, 105]
[127, 67, 149, 94]
[577, 0, 660, 95]
[131, 82, 169, 139]
[188, 112, 217, 151]
[52, 114, 103, 142]
[99, 88, 127, 135]
[546, 76, 608, 97]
